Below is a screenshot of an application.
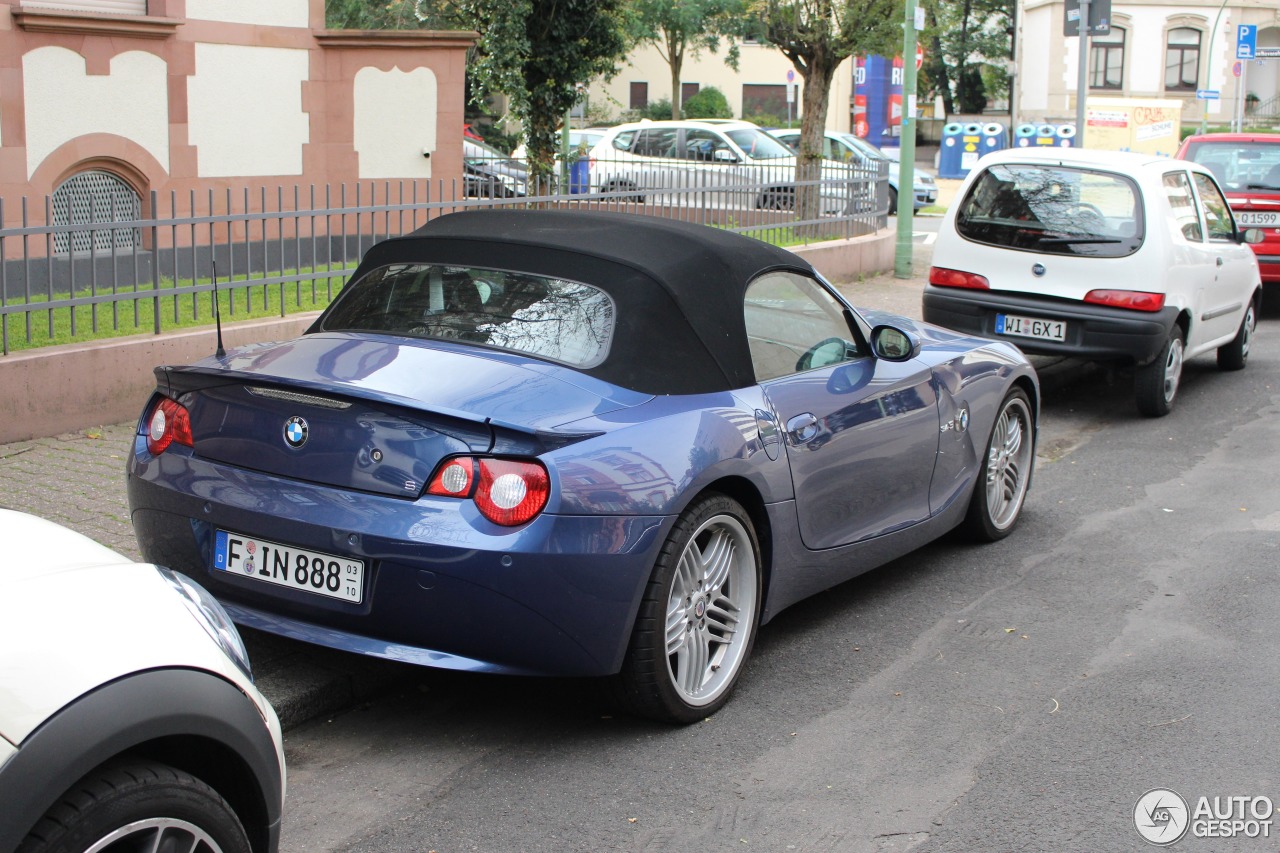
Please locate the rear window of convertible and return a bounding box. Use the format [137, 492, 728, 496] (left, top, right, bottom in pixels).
[319, 264, 616, 367]
[956, 164, 1144, 258]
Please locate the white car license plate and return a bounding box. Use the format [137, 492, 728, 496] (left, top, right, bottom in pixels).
[1236, 211, 1279, 226]
[996, 313, 1066, 342]
[213, 530, 364, 603]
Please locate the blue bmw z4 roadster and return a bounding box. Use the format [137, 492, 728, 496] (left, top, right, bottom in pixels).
[128, 210, 1039, 723]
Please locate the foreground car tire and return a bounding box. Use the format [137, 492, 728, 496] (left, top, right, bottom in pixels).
[963, 389, 1034, 542]
[17, 761, 251, 853]
[613, 494, 761, 724]
[1135, 325, 1185, 417]
[1217, 301, 1256, 371]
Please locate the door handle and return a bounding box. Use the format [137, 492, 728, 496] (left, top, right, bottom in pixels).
[786, 412, 819, 443]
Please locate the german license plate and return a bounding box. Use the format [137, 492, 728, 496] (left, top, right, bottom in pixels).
[996, 313, 1066, 342]
[1236, 211, 1279, 226]
[213, 530, 364, 603]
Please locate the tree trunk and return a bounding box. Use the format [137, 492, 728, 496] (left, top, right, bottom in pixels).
[927, 6, 954, 116]
[668, 28, 684, 119]
[795, 60, 837, 235]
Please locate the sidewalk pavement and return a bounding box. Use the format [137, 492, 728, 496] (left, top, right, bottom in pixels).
[0, 247, 940, 730]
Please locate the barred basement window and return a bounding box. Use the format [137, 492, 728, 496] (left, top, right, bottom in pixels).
[52, 170, 141, 254]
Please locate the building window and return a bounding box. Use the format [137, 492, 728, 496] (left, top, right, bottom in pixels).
[1090, 26, 1125, 89]
[22, 0, 146, 12]
[52, 170, 141, 254]
[1165, 27, 1201, 91]
[742, 84, 787, 120]
[681, 82, 700, 105]
[629, 81, 648, 111]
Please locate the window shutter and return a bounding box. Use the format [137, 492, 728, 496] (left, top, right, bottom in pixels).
[22, 0, 147, 15]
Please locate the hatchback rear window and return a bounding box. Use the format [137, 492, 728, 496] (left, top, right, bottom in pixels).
[956, 164, 1144, 257]
[320, 264, 615, 367]
[1181, 140, 1280, 192]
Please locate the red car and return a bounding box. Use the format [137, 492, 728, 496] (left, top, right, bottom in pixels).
[1178, 132, 1280, 284]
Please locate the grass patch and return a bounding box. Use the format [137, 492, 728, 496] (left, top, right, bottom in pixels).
[2, 267, 350, 354]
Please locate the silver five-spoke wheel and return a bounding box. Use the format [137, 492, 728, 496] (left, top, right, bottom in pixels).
[964, 389, 1035, 541]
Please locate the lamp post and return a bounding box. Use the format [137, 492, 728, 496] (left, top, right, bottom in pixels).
[1201, 0, 1232, 134]
[894, 0, 920, 279]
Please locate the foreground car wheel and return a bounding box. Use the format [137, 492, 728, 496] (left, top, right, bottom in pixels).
[1135, 325, 1185, 417]
[613, 494, 761, 723]
[1217, 301, 1256, 371]
[963, 389, 1034, 541]
[18, 761, 250, 853]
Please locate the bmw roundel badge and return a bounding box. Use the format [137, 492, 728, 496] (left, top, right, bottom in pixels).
[284, 416, 309, 448]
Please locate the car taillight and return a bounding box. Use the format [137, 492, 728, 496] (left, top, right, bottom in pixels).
[427, 457, 550, 526]
[146, 396, 193, 455]
[1084, 289, 1166, 312]
[929, 266, 990, 290]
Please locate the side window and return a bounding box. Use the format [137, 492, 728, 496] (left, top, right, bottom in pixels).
[743, 271, 862, 382]
[633, 128, 679, 158]
[1163, 171, 1202, 242]
[684, 129, 732, 161]
[611, 130, 636, 152]
[1193, 172, 1235, 240]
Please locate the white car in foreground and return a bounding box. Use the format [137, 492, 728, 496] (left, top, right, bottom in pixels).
[0, 510, 285, 853]
[924, 147, 1262, 416]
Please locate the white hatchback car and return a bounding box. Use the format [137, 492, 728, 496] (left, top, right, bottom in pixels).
[588, 119, 861, 213]
[924, 147, 1263, 416]
[0, 510, 285, 853]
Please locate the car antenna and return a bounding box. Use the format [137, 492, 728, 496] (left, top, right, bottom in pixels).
[212, 258, 226, 358]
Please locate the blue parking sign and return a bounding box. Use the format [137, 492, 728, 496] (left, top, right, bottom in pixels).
[1237, 25, 1257, 60]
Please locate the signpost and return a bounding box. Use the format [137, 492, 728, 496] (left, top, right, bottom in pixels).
[1235, 26, 1257, 132]
[894, 0, 920, 279]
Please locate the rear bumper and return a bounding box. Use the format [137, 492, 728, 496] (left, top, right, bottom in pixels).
[1254, 253, 1280, 284]
[922, 286, 1179, 364]
[128, 439, 668, 677]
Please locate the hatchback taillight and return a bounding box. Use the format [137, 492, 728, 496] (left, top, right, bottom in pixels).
[146, 396, 193, 455]
[1084, 289, 1166, 312]
[427, 456, 550, 526]
[929, 266, 990, 290]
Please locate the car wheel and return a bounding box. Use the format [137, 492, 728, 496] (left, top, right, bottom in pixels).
[888, 186, 899, 216]
[757, 187, 795, 210]
[962, 389, 1034, 542]
[1135, 324, 1185, 417]
[613, 493, 761, 724]
[17, 761, 251, 853]
[604, 180, 644, 203]
[1217, 300, 1256, 371]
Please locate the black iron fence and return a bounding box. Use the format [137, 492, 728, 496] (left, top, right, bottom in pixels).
[0, 163, 886, 355]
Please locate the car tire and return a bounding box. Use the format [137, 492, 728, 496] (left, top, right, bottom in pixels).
[17, 760, 251, 853]
[1217, 300, 1256, 371]
[888, 186, 899, 216]
[604, 180, 644, 203]
[757, 187, 795, 211]
[612, 493, 761, 724]
[1135, 324, 1185, 417]
[962, 388, 1034, 542]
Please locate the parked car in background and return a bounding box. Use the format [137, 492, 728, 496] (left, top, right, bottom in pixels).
[1177, 132, 1280, 285]
[463, 122, 484, 141]
[463, 139, 529, 198]
[924, 147, 1262, 417]
[127, 210, 1038, 725]
[588, 119, 859, 212]
[0, 510, 285, 853]
[510, 127, 609, 162]
[769, 129, 938, 213]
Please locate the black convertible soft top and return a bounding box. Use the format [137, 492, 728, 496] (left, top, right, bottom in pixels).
[319, 210, 816, 395]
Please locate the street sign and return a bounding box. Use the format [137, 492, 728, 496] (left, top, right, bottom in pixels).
[1237, 25, 1258, 60]
[1064, 0, 1111, 36]
[786, 69, 795, 83]
[1257, 46, 1280, 58]
[1196, 89, 1220, 100]
[1234, 61, 1243, 78]
[915, 43, 924, 71]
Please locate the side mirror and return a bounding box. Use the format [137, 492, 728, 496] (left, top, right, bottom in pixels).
[870, 325, 921, 361]
[713, 149, 738, 163]
[1242, 228, 1265, 245]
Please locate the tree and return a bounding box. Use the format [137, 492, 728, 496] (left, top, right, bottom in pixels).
[922, 0, 1012, 117]
[626, 0, 743, 120]
[750, 0, 901, 226]
[457, 0, 628, 188]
